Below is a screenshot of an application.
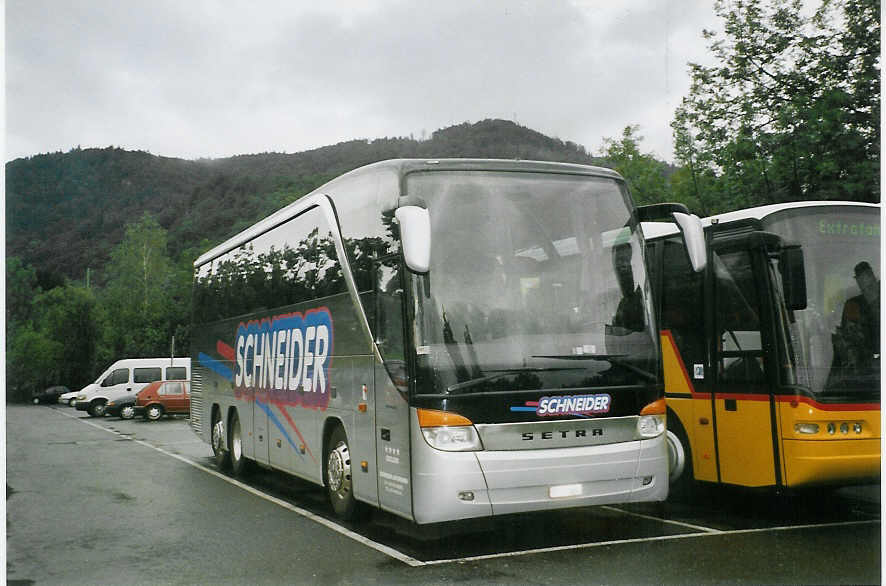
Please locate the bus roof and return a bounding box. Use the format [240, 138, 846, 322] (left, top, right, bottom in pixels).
[642, 200, 880, 242]
[195, 158, 623, 267]
[706, 200, 879, 226]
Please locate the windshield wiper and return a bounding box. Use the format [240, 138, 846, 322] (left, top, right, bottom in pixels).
[446, 367, 583, 393]
[532, 354, 657, 382]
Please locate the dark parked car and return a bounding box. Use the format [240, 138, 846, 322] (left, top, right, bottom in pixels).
[105, 392, 139, 419]
[32, 385, 69, 405]
[134, 380, 190, 421]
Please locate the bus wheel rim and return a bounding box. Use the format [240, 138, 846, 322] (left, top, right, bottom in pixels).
[327, 442, 350, 494]
[232, 423, 242, 461]
[212, 420, 224, 453]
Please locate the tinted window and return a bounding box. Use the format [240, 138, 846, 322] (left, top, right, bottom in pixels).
[165, 366, 187, 380]
[194, 206, 347, 324]
[134, 368, 162, 383]
[326, 168, 401, 293]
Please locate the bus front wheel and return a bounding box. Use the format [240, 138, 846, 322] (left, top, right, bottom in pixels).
[666, 425, 693, 497]
[326, 426, 358, 520]
[229, 411, 250, 477]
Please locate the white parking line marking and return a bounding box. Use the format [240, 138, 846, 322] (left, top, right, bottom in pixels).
[55, 408, 881, 569]
[600, 505, 722, 533]
[54, 409, 424, 567]
[422, 519, 880, 566]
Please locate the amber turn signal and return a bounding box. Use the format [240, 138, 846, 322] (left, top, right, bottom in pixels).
[640, 398, 666, 415]
[417, 408, 473, 428]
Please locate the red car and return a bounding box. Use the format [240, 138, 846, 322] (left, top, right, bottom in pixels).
[134, 380, 190, 421]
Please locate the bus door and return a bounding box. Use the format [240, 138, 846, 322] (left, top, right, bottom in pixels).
[372, 258, 413, 518]
[711, 245, 779, 486]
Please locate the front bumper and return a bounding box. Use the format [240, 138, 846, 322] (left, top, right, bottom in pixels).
[783, 438, 881, 486]
[409, 421, 668, 524]
[74, 401, 90, 412]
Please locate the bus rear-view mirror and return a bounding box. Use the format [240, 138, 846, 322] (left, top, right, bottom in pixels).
[395, 201, 431, 273]
[672, 211, 707, 273]
[636, 203, 707, 273]
[780, 244, 807, 311]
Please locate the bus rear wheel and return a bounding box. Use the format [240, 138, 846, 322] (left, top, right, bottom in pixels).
[211, 410, 231, 470]
[326, 426, 358, 520]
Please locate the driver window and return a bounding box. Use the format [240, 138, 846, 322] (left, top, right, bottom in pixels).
[101, 369, 129, 387]
[715, 249, 765, 384]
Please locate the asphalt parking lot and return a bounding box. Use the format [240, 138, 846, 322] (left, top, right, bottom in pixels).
[7, 404, 881, 584]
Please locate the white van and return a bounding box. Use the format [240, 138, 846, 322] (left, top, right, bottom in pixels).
[74, 358, 190, 417]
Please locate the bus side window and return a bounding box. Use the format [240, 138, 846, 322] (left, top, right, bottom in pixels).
[661, 239, 705, 373]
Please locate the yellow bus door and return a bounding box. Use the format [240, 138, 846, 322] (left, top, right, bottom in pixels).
[712, 248, 779, 487]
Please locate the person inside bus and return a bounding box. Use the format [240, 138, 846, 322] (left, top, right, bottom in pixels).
[829, 260, 880, 385]
[842, 261, 879, 359]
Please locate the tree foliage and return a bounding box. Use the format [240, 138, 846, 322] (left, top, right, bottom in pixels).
[100, 213, 188, 360]
[599, 125, 674, 205]
[672, 0, 880, 213]
[6, 280, 99, 401]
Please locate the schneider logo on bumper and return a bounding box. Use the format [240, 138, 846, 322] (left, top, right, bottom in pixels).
[511, 393, 612, 418]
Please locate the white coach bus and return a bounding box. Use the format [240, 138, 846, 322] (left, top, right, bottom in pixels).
[190, 159, 705, 524]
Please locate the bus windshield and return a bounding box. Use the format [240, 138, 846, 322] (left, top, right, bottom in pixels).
[406, 170, 658, 396]
[766, 207, 880, 396]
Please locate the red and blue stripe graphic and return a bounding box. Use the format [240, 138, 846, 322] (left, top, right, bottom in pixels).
[198, 340, 317, 464]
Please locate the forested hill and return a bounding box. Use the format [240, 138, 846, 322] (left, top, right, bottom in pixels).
[6, 119, 599, 284]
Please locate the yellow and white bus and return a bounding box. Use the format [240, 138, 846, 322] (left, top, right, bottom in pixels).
[644, 201, 880, 491]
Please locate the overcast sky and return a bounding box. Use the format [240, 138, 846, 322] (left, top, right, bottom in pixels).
[6, 0, 723, 163]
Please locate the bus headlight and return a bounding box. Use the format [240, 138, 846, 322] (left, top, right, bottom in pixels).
[637, 414, 666, 438]
[794, 423, 820, 434]
[417, 408, 483, 452]
[421, 426, 483, 451]
[637, 399, 666, 438]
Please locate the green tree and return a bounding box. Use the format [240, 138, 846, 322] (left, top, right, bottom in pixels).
[7, 326, 64, 401]
[6, 256, 39, 328]
[101, 213, 188, 357]
[34, 285, 99, 390]
[599, 126, 673, 205]
[674, 0, 879, 212]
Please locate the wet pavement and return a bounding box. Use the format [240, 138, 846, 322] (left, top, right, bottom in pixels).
[7, 404, 881, 584]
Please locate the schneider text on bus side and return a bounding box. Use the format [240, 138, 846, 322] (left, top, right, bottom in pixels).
[233, 307, 333, 408]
